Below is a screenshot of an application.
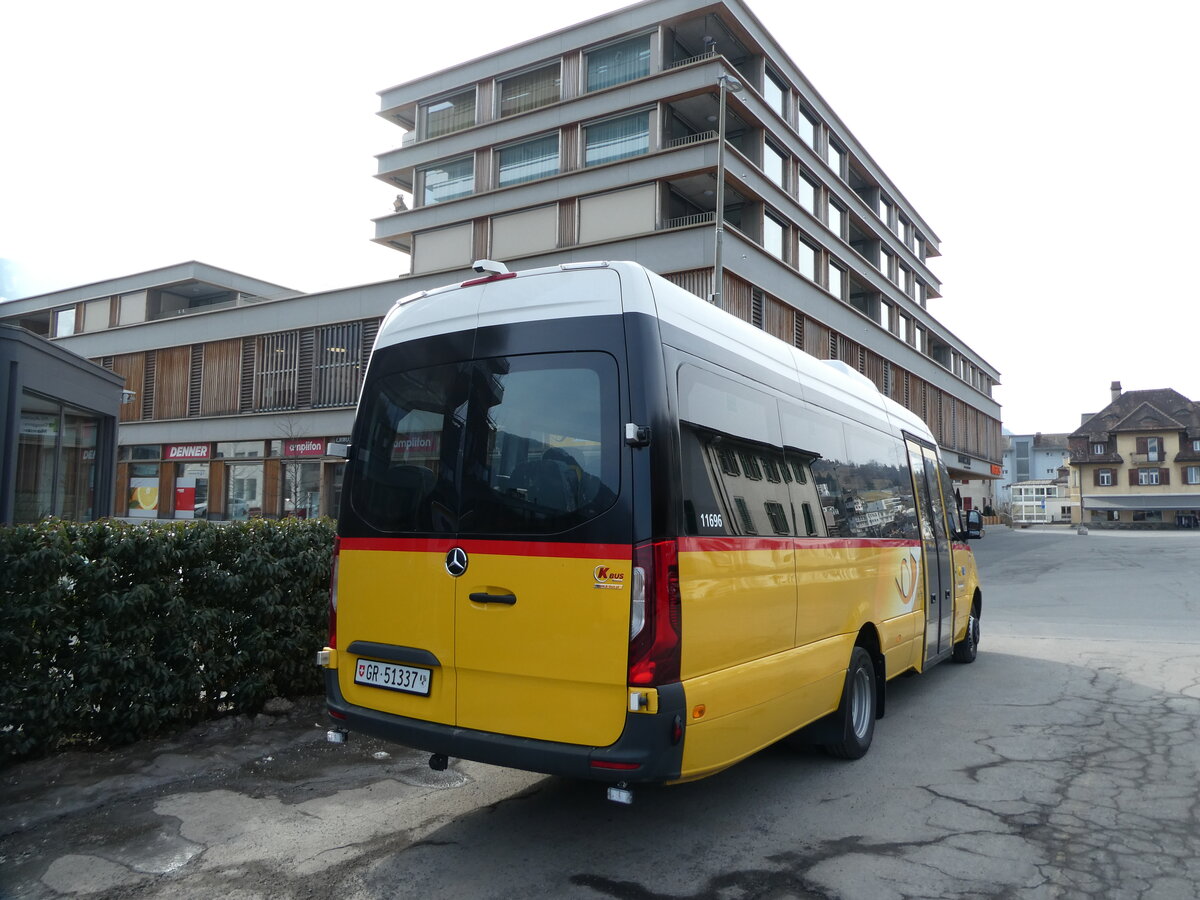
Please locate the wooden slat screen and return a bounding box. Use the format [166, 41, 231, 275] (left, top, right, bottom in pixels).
[202, 339, 242, 416]
[110, 354, 145, 423]
[154, 346, 190, 420]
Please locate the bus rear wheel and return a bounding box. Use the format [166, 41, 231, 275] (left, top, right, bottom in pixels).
[823, 646, 876, 760]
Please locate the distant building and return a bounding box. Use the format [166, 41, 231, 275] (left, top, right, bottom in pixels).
[1068, 381, 1200, 529]
[1011, 475, 1072, 526]
[996, 432, 1071, 513]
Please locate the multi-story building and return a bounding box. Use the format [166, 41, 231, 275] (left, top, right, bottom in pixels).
[995, 432, 1070, 513]
[1069, 382, 1200, 529]
[0, 0, 1003, 521]
[374, 0, 1002, 482]
[0, 263, 396, 520]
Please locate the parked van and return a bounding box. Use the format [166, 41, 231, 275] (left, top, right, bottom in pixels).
[320, 260, 982, 793]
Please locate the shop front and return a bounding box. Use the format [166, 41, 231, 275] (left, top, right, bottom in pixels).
[115, 436, 347, 520]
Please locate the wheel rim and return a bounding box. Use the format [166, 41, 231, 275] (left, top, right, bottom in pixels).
[849, 666, 872, 738]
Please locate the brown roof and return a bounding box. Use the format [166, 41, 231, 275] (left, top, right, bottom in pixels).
[1071, 389, 1200, 438]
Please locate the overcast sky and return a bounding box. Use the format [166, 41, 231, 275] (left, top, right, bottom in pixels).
[3, 0, 1198, 434]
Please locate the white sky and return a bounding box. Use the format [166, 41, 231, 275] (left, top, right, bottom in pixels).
[3, 0, 1198, 435]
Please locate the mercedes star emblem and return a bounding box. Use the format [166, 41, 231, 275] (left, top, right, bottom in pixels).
[445, 547, 469, 577]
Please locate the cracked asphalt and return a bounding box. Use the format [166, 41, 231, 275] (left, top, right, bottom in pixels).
[3, 526, 1200, 899]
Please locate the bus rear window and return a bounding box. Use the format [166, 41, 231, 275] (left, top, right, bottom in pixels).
[350, 353, 619, 535]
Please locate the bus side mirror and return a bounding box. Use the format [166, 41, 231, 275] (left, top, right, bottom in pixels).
[328, 442, 352, 460]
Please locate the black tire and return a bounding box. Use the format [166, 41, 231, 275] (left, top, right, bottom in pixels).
[823, 646, 877, 760]
[952, 603, 980, 664]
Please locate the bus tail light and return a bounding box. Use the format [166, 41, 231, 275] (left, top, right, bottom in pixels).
[327, 537, 340, 649]
[628, 540, 681, 686]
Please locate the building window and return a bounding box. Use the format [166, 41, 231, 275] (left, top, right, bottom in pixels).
[827, 202, 844, 239]
[1098, 470, 1113, 486]
[828, 263, 845, 300]
[584, 110, 651, 166]
[1193, 439, 1200, 452]
[1092, 442, 1106, 454]
[313, 322, 363, 408]
[1186, 465, 1200, 484]
[764, 142, 787, 189]
[255, 332, 299, 411]
[797, 173, 816, 214]
[419, 88, 475, 139]
[54, 308, 76, 337]
[14, 392, 102, 523]
[586, 34, 651, 92]
[879, 198, 891, 229]
[826, 140, 845, 178]
[497, 133, 560, 186]
[764, 69, 788, 118]
[419, 156, 474, 206]
[1146, 436, 1161, 462]
[764, 212, 786, 261]
[1138, 469, 1160, 486]
[798, 108, 817, 148]
[797, 240, 816, 281]
[497, 63, 561, 117]
[880, 249, 892, 280]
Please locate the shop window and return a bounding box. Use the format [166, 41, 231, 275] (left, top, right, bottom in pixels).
[14, 392, 102, 523]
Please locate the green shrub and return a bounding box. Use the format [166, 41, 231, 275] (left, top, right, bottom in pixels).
[0, 517, 334, 764]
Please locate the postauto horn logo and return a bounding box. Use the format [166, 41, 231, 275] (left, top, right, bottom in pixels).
[593, 565, 626, 590]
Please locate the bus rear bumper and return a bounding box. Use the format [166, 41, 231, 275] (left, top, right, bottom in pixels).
[324, 671, 685, 784]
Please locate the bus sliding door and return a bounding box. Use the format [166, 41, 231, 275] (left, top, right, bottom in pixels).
[905, 439, 954, 664]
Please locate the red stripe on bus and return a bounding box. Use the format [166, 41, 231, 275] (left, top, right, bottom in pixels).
[338, 536, 632, 559]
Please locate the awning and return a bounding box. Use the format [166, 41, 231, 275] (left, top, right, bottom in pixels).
[1082, 494, 1200, 511]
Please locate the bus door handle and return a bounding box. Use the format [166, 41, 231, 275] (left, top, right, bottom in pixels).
[469, 592, 517, 605]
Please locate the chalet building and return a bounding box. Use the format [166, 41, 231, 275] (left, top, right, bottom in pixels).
[1069, 382, 1200, 529]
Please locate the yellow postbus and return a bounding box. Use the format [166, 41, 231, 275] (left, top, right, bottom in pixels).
[320, 260, 983, 800]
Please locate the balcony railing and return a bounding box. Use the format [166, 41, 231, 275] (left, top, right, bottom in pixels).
[666, 49, 719, 70]
[659, 211, 715, 230]
[664, 130, 717, 149]
[1131, 452, 1163, 464]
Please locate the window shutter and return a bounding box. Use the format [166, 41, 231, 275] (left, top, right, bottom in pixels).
[1160, 468, 1170, 485]
[1136, 437, 1147, 454]
[1129, 468, 1138, 486]
[1093, 469, 1101, 486]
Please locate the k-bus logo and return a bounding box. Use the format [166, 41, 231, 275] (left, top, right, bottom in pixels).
[593, 566, 626, 590]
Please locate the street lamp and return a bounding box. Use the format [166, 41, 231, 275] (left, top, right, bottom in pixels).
[712, 72, 743, 308]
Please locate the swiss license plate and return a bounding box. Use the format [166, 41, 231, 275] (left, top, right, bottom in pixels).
[354, 658, 431, 696]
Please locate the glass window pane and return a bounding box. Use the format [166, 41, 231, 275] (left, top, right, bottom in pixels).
[797, 242, 816, 281]
[827, 203, 843, 238]
[764, 70, 786, 116]
[764, 144, 786, 188]
[584, 111, 650, 166]
[798, 175, 816, 214]
[764, 214, 785, 260]
[498, 63, 561, 117]
[55, 308, 75, 337]
[799, 109, 817, 148]
[829, 263, 844, 299]
[826, 142, 844, 177]
[420, 89, 475, 139]
[586, 34, 651, 92]
[498, 133, 559, 186]
[421, 156, 474, 205]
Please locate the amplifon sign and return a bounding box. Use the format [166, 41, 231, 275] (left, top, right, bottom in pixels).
[284, 439, 327, 458]
[164, 443, 211, 460]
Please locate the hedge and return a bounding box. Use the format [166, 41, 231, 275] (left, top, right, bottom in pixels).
[0, 517, 335, 764]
